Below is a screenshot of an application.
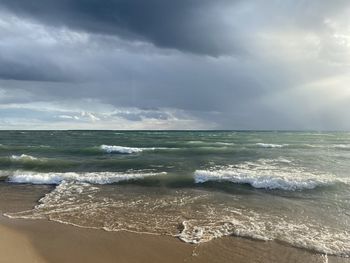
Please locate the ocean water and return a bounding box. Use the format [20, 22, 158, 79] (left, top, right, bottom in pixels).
[0, 130, 350, 257]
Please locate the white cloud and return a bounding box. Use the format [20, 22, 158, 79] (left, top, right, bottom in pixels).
[0, 98, 215, 130]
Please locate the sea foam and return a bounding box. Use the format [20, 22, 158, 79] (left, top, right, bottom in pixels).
[10, 154, 38, 161]
[100, 145, 145, 154]
[8, 170, 166, 185]
[256, 143, 287, 148]
[194, 159, 348, 190]
[6, 181, 350, 257]
[178, 211, 350, 257]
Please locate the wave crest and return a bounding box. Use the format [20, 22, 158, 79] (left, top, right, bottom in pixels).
[178, 212, 350, 257]
[194, 159, 348, 190]
[8, 170, 166, 185]
[100, 145, 145, 154]
[256, 143, 287, 148]
[10, 154, 38, 161]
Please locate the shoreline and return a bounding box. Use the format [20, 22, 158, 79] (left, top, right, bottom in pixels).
[0, 215, 195, 263]
[1, 215, 349, 263]
[0, 181, 349, 263]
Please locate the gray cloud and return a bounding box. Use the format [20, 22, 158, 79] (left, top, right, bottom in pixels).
[0, 54, 72, 82]
[1, 0, 347, 56]
[0, 0, 244, 56]
[0, 1, 350, 129]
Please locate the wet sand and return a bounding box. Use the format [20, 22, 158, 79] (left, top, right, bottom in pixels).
[2, 215, 350, 263]
[0, 183, 349, 263]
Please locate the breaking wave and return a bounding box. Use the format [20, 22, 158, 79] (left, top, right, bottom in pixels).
[194, 159, 349, 190]
[10, 154, 38, 161]
[8, 170, 166, 185]
[178, 211, 350, 257]
[333, 144, 350, 150]
[100, 145, 145, 154]
[256, 143, 288, 148]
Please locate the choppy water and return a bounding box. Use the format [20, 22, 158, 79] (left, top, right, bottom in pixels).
[1, 131, 350, 257]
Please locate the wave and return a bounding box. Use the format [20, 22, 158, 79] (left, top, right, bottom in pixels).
[178, 212, 350, 257]
[333, 144, 350, 150]
[194, 159, 349, 190]
[214, 142, 235, 146]
[100, 145, 145, 154]
[187, 140, 205, 144]
[100, 145, 184, 154]
[10, 154, 38, 161]
[0, 144, 51, 149]
[256, 143, 288, 148]
[8, 170, 166, 185]
[186, 141, 234, 147]
[0, 170, 9, 179]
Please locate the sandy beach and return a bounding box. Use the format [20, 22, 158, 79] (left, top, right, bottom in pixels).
[1, 215, 349, 263]
[0, 174, 349, 263]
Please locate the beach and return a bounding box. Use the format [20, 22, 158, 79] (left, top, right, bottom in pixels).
[0, 187, 348, 263]
[2, 216, 347, 263]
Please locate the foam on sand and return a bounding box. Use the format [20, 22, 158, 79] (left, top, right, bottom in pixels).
[178, 211, 350, 257]
[6, 181, 350, 257]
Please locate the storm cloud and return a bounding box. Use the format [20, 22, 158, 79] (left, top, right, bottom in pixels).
[0, 0, 243, 56]
[0, 0, 350, 129]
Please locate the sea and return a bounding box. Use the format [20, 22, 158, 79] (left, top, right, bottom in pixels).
[0, 130, 349, 257]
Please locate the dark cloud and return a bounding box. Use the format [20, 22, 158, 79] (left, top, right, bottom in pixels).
[0, 0, 243, 56]
[0, 0, 350, 129]
[0, 54, 72, 82]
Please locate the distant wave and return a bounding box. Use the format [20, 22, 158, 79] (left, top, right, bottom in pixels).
[333, 144, 350, 149]
[299, 144, 350, 150]
[194, 159, 348, 190]
[10, 154, 38, 161]
[100, 145, 144, 154]
[187, 141, 234, 146]
[8, 170, 166, 185]
[187, 140, 205, 144]
[0, 144, 51, 149]
[99, 145, 172, 154]
[215, 142, 235, 146]
[256, 143, 287, 148]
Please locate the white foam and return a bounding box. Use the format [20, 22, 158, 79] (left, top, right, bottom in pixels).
[10, 154, 38, 161]
[194, 159, 348, 190]
[8, 170, 166, 185]
[187, 140, 205, 144]
[6, 180, 350, 257]
[100, 145, 144, 154]
[178, 212, 350, 257]
[256, 143, 287, 148]
[0, 170, 9, 178]
[333, 144, 350, 149]
[187, 141, 234, 146]
[100, 145, 172, 153]
[215, 142, 235, 146]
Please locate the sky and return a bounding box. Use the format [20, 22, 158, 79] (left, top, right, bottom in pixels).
[0, 0, 349, 130]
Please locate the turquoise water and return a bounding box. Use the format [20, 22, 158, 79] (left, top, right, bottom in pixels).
[1, 131, 350, 256]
